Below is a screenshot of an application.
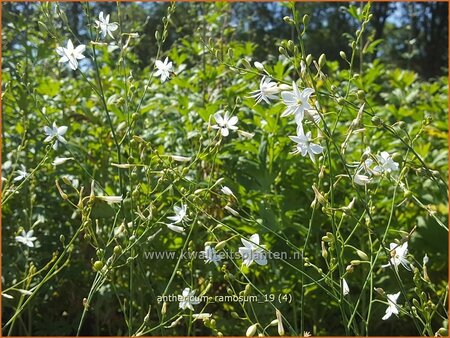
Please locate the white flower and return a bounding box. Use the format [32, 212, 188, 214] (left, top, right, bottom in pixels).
[179, 287, 201, 311]
[43, 122, 68, 150]
[250, 76, 279, 104]
[155, 57, 173, 82]
[13, 165, 28, 182]
[192, 313, 212, 321]
[238, 234, 267, 267]
[167, 224, 185, 234]
[221, 186, 235, 197]
[382, 292, 401, 320]
[289, 130, 323, 163]
[15, 230, 37, 247]
[202, 245, 221, 266]
[56, 39, 86, 70]
[373, 151, 399, 174]
[382, 242, 410, 271]
[281, 81, 314, 125]
[96, 195, 123, 204]
[52, 157, 74, 166]
[224, 205, 239, 216]
[171, 155, 191, 162]
[342, 278, 350, 296]
[212, 111, 238, 137]
[353, 173, 371, 186]
[167, 204, 187, 224]
[95, 11, 118, 39]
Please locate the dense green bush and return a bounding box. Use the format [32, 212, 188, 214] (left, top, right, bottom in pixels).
[2, 2, 448, 336]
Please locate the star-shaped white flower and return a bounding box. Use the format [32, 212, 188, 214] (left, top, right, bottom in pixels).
[238, 234, 267, 267]
[281, 81, 314, 126]
[202, 245, 221, 266]
[179, 287, 201, 311]
[250, 76, 279, 104]
[167, 204, 187, 224]
[382, 242, 410, 271]
[15, 230, 37, 247]
[373, 151, 399, 174]
[13, 165, 29, 182]
[43, 122, 68, 150]
[382, 292, 401, 320]
[155, 57, 173, 82]
[95, 11, 118, 39]
[56, 39, 86, 70]
[289, 129, 323, 163]
[212, 111, 238, 137]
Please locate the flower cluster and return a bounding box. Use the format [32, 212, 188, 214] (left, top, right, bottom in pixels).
[251, 74, 323, 162]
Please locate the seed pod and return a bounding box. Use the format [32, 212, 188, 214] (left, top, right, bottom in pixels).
[93, 260, 104, 271]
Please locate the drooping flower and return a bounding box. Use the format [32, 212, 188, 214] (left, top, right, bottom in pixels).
[212, 111, 238, 137]
[95, 11, 118, 39]
[353, 173, 371, 186]
[220, 186, 235, 197]
[179, 287, 201, 311]
[167, 204, 188, 224]
[382, 242, 410, 271]
[167, 224, 185, 234]
[13, 165, 29, 182]
[250, 76, 279, 104]
[202, 245, 221, 266]
[238, 234, 267, 267]
[281, 81, 314, 126]
[15, 230, 37, 247]
[155, 57, 173, 82]
[373, 151, 399, 174]
[382, 292, 401, 320]
[52, 157, 74, 166]
[56, 39, 86, 70]
[289, 129, 323, 163]
[192, 313, 212, 321]
[342, 278, 350, 296]
[96, 195, 123, 204]
[43, 122, 68, 150]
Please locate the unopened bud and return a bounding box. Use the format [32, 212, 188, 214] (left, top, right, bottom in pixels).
[318, 54, 326, 68]
[246, 323, 258, 337]
[356, 250, 368, 261]
[302, 14, 310, 26]
[306, 54, 313, 66]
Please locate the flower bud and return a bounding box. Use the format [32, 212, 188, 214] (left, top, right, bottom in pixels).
[254, 61, 264, 71]
[283, 16, 294, 24]
[302, 14, 310, 26]
[246, 323, 258, 337]
[318, 54, 326, 68]
[356, 250, 368, 261]
[306, 54, 313, 66]
[339, 51, 347, 60]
